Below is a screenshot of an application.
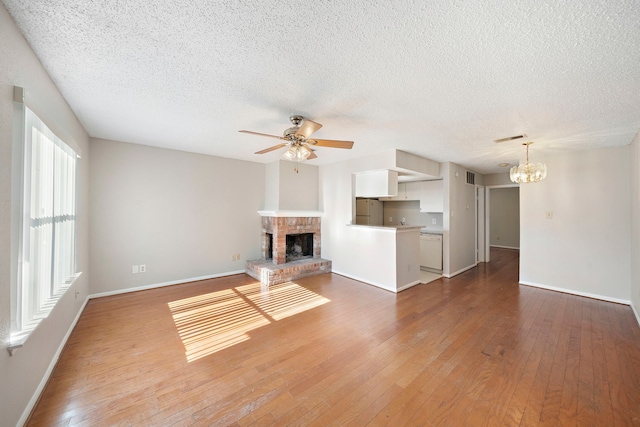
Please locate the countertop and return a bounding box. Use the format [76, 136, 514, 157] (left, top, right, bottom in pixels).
[348, 224, 424, 231]
[420, 228, 444, 235]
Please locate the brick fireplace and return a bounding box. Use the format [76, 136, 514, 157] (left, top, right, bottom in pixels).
[246, 212, 331, 286]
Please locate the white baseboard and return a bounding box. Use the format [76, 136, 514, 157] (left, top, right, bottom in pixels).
[489, 244, 520, 250]
[519, 280, 631, 305]
[19, 269, 247, 425]
[89, 270, 246, 299]
[631, 302, 640, 327]
[331, 270, 396, 293]
[443, 263, 477, 278]
[18, 296, 90, 427]
[332, 270, 421, 294]
[397, 280, 421, 292]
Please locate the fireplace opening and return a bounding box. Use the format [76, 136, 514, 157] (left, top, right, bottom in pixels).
[266, 233, 273, 260]
[286, 233, 313, 262]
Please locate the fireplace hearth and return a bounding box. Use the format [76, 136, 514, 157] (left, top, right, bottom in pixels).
[246, 213, 331, 286]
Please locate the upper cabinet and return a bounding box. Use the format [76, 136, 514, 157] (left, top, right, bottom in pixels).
[420, 180, 444, 212]
[355, 170, 399, 198]
[380, 182, 406, 201]
[380, 180, 444, 212]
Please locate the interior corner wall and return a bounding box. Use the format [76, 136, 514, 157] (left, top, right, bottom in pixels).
[520, 145, 631, 303]
[0, 4, 91, 426]
[444, 162, 477, 277]
[630, 132, 640, 321]
[89, 138, 264, 295]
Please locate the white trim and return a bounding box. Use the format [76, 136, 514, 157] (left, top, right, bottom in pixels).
[489, 244, 520, 250]
[17, 296, 89, 427]
[332, 270, 396, 293]
[89, 270, 246, 299]
[443, 263, 477, 278]
[257, 210, 323, 217]
[396, 280, 422, 292]
[519, 280, 631, 305]
[631, 302, 640, 327]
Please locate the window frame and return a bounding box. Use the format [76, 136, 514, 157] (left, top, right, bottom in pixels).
[9, 90, 81, 351]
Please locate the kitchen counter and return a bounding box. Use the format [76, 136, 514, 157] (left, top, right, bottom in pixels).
[348, 224, 424, 231]
[420, 228, 443, 235]
[340, 223, 422, 293]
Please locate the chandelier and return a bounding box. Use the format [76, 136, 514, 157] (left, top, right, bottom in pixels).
[510, 142, 547, 183]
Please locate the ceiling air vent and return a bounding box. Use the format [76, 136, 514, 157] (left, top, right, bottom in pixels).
[466, 171, 475, 185]
[494, 134, 527, 143]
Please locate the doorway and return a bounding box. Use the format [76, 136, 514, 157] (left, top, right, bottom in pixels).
[480, 184, 520, 263]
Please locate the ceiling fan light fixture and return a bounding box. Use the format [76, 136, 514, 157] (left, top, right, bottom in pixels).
[510, 142, 547, 183]
[283, 144, 311, 161]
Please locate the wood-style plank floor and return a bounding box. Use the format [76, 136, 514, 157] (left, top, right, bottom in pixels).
[27, 248, 640, 426]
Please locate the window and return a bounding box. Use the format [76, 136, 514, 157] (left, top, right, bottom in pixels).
[10, 102, 80, 347]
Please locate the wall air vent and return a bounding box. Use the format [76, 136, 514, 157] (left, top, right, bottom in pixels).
[494, 134, 527, 143]
[466, 171, 475, 185]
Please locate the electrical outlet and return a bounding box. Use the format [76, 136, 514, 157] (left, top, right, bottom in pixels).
[236, 253, 241, 261]
[75, 290, 80, 299]
[432, 218, 437, 225]
[389, 216, 393, 223]
[139, 264, 146, 273]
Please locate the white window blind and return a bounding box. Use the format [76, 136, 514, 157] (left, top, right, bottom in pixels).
[11, 105, 80, 346]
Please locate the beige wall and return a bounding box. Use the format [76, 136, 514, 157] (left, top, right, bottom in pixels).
[264, 160, 319, 211]
[520, 145, 631, 302]
[89, 138, 265, 295]
[442, 162, 478, 276]
[490, 187, 520, 249]
[0, 4, 91, 425]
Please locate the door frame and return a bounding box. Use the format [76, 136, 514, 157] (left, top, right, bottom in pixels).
[482, 183, 519, 263]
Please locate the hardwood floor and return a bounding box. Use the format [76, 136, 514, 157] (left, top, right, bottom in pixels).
[27, 248, 640, 426]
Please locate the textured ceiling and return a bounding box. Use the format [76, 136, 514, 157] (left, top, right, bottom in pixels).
[3, 0, 640, 174]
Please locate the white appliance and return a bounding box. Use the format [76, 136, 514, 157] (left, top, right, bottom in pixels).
[355, 198, 383, 225]
[420, 233, 443, 271]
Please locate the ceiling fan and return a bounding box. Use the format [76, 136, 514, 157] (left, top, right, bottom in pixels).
[239, 115, 354, 164]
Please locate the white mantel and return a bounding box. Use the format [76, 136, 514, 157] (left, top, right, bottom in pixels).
[258, 210, 323, 217]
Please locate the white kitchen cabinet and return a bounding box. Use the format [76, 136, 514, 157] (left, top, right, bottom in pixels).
[405, 181, 422, 201]
[379, 182, 406, 201]
[355, 170, 399, 197]
[419, 180, 444, 212]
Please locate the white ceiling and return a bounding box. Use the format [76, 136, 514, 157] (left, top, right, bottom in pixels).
[3, 0, 640, 174]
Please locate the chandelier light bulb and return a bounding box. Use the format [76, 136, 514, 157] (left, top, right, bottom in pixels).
[510, 142, 547, 183]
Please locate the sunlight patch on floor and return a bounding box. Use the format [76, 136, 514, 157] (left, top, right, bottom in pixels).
[168, 282, 330, 362]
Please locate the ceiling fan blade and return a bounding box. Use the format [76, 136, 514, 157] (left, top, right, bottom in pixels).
[307, 139, 354, 149]
[295, 119, 322, 139]
[303, 144, 317, 160]
[239, 130, 285, 140]
[255, 143, 287, 154]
